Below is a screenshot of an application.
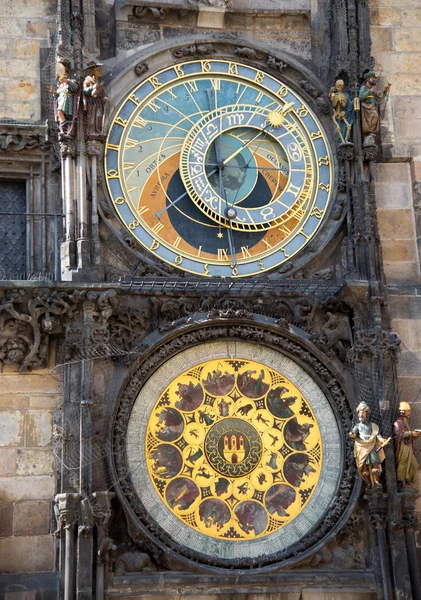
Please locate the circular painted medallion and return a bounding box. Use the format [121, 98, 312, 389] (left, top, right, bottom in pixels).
[143, 355, 323, 540]
[204, 418, 262, 477]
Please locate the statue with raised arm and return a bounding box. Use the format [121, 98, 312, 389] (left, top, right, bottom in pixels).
[330, 79, 354, 144]
[358, 71, 391, 147]
[393, 401, 421, 486]
[349, 401, 390, 488]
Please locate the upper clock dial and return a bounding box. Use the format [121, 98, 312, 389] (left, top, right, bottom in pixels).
[105, 60, 333, 278]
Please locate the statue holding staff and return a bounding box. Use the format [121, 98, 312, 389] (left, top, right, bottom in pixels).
[349, 401, 390, 488]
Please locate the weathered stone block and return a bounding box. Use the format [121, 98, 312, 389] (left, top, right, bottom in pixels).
[381, 239, 419, 262]
[384, 260, 421, 283]
[0, 476, 55, 502]
[374, 182, 413, 209]
[25, 410, 52, 447]
[0, 18, 23, 37]
[28, 395, 60, 409]
[391, 318, 412, 348]
[26, 21, 49, 38]
[0, 535, 54, 573]
[407, 320, 421, 349]
[0, 397, 29, 409]
[0, 503, 13, 537]
[0, 59, 35, 79]
[395, 117, 421, 139]
[373, 162, 412, 186]
[0, 101, 37, 121]
[0, 448, 16, 476]
[392, 96, 421, 120]
[0, 411, 24, 446]
[197, 8, 225, 29]
[371, 27, 393, 52]
[0, 0, 55, 19]
[13, 40, 39, 59]
[391, 53, 421, 75]
[13, 500, 50, 536]
[377, 208, 417, 239]
[0, 375, 59, 395]
[401, 8, 421, 26]
[0, 39, 11, 57]
[394, 29, 421, 53]
[370, 7, 401, 26]
[6, 79, 39, 102]
[16, 449, 53, 476]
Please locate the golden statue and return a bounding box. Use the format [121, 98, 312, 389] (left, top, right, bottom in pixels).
[349, 401, 390, 488]
[393, 401, 421, 486]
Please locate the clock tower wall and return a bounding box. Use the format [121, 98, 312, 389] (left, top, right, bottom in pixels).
[1, 0, 421, 599]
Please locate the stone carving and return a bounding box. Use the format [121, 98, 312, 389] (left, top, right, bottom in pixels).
[310, 297, 352, 361]
[266, 55, 288, 73]
[83, 63, 109, 140]
[0, 132, 45, 152]
[109, 308, 150, 352]
[115, 551, 156, 575]
[113, 322, 355, 569]
[308, 510, 364, 568]
[134, 61, 149, 77]
[79, 498, 94, 536]
[133, 6, 166, 19]
[173, 44, 215, 58]
[330, 79, 354, 144]
[234, 47, 264, 60]
[299, 79, 330, 114]
[358, 71, 391, 147]
[349, 401, 390, 488]
[0, 288, 80, 371]
[393, 401, 421, 487]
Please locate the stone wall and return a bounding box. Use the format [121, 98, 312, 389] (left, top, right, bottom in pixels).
[0, 370, 60, 574]
[370, 0, 421, 549]
[0, 0, 55, 122]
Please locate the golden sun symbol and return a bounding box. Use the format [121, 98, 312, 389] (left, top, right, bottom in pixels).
[267, 110, 285, 128]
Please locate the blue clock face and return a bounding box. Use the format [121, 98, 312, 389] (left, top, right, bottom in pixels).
[105, 60, 334, 277]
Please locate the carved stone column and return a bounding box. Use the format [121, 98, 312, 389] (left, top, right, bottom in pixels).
[77, 498, 95, 600]
[401, 488, 421, 600]
[59, 138, 77, 274]
[365, 489, 393, 600]
[92, 491, 116, 600]
[55, 493, 81, 600]
[85, 140, 104, 278]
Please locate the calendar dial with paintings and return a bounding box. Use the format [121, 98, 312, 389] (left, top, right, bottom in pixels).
[105, 60, 333, 277]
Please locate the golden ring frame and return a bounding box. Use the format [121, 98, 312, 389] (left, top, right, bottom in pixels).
[145, 357, 322, 541]
[105, 59, 334, 277]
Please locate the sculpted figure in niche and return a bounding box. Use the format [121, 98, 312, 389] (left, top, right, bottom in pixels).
[50, 62, 79, 135]
[358, 71, 391, 147]
[330, 79, 354, 144]
[349, 401, 390, 488]
[393, 401, 421, 486]
[83, 63, 109, 139]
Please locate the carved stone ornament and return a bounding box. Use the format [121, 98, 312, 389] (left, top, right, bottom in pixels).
[112, 321, 357, 570]
[266, 55, 288, 73]
[173, 44, 215, 58]
[133, 6, 166, 19]
[134, 61, 149, 77]
[0, 124, 48, 152]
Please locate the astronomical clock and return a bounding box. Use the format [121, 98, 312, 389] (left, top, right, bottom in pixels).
[109, 57, 350, 573]
[105, 59, 333, 277]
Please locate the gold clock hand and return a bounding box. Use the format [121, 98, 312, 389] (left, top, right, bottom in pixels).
[222, 129, 267, 166]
